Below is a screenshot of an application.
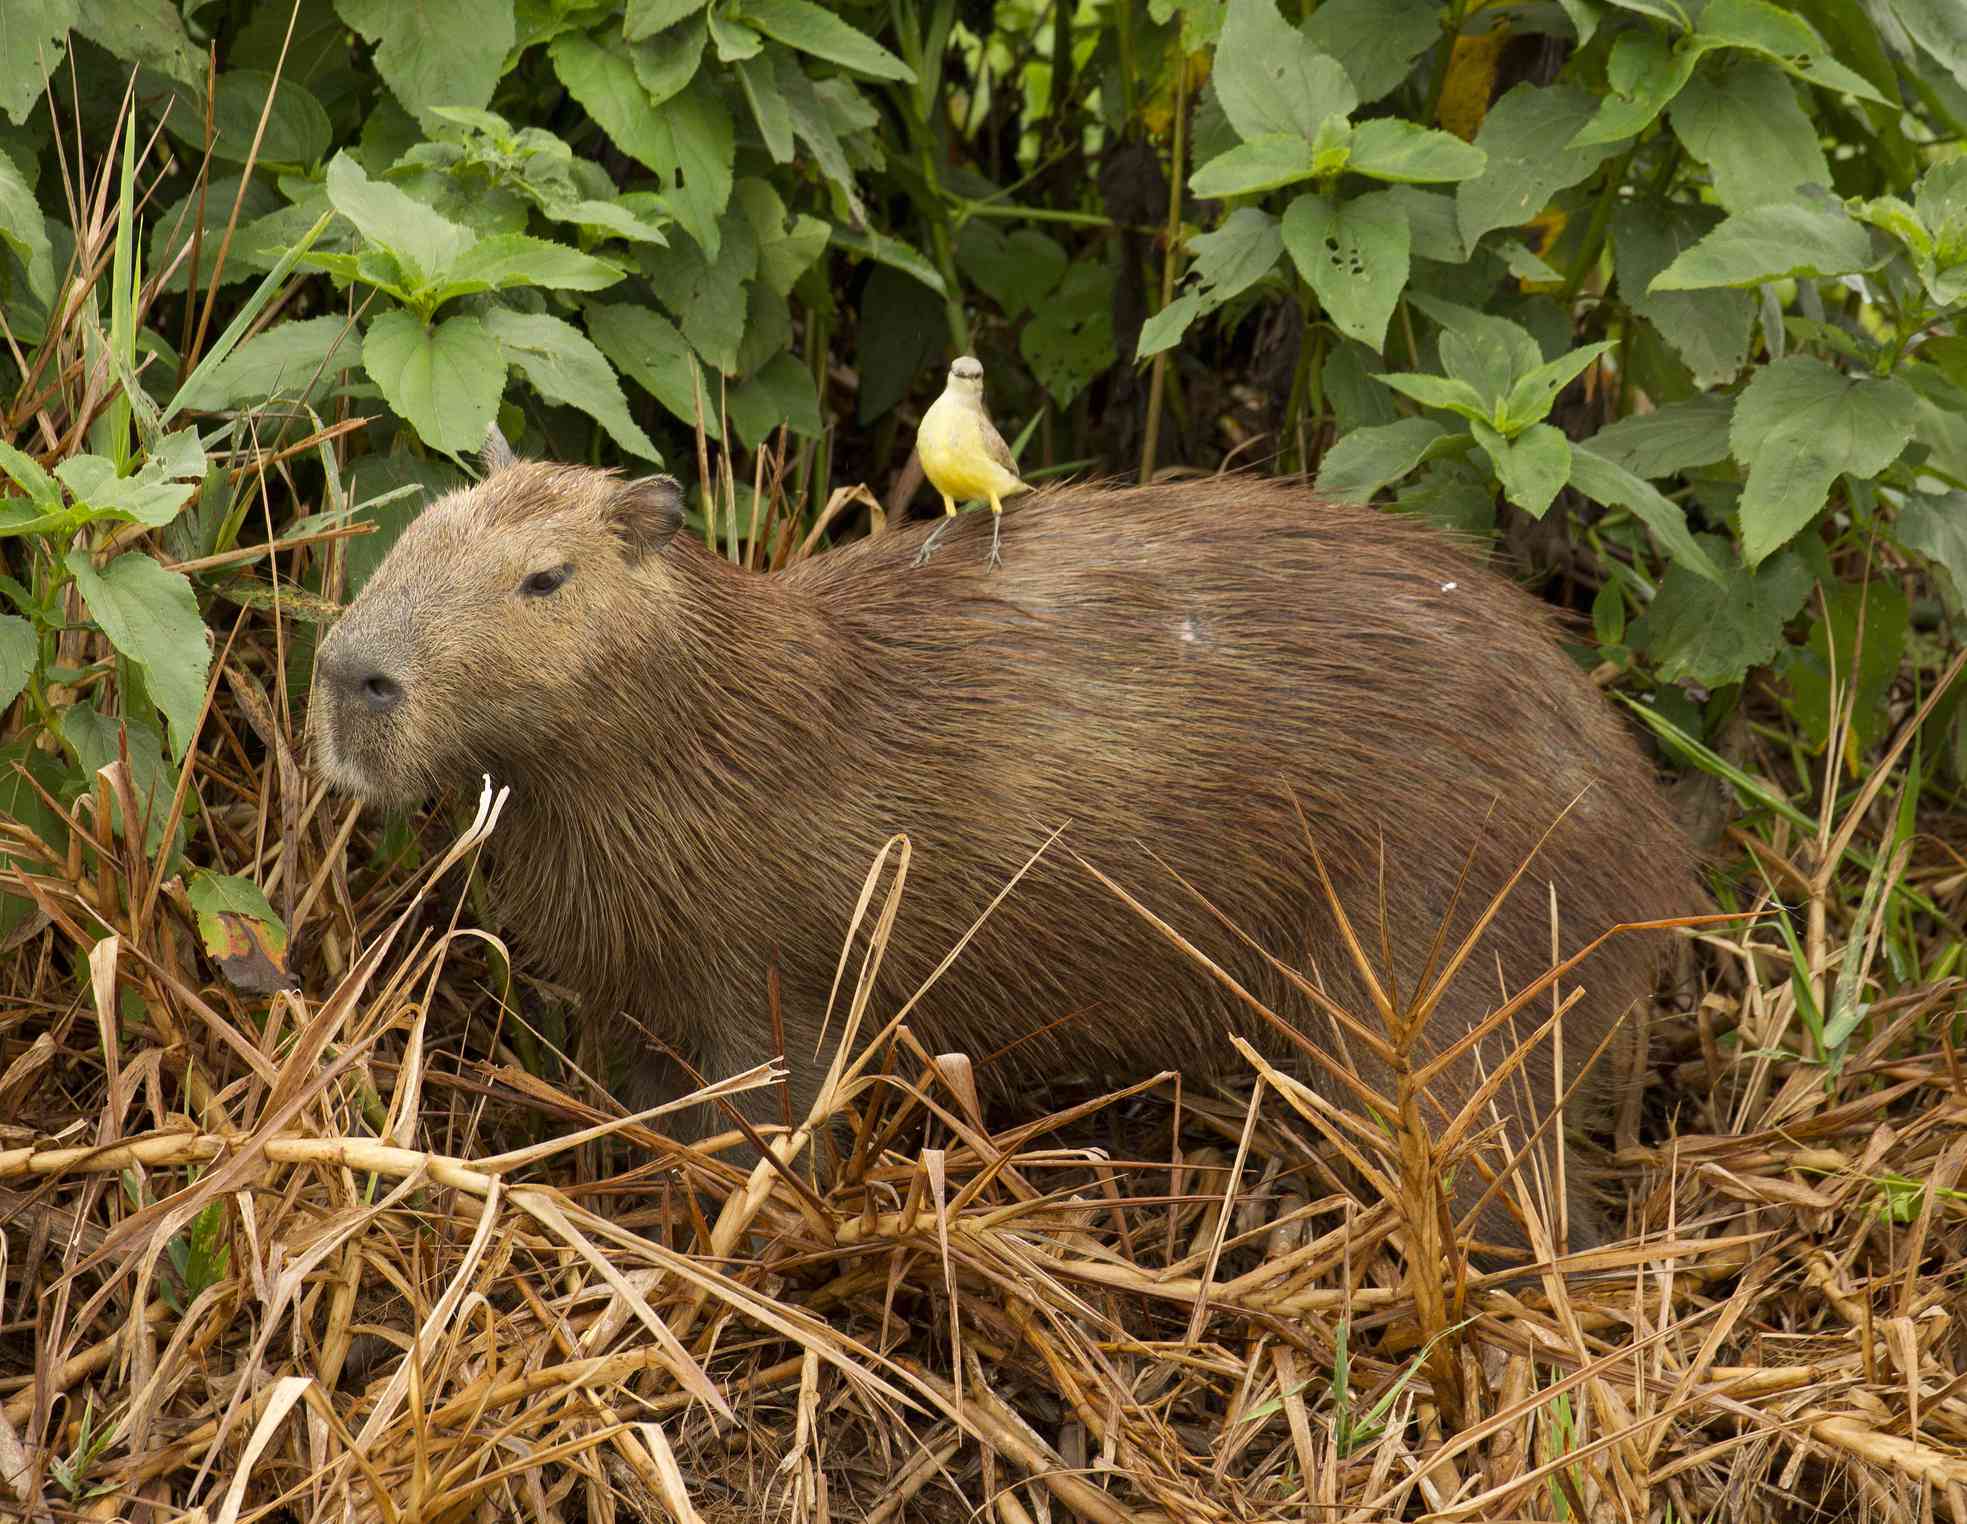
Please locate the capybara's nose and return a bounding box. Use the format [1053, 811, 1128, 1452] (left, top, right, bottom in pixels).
[321, 642, 405, 715]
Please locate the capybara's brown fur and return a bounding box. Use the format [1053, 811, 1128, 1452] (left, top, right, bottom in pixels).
[311, 451, 1700, 1255]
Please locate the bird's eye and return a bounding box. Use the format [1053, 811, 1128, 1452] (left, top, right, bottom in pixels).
[520, 563, 573, 598]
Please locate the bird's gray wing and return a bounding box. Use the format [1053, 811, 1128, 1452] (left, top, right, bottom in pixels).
[978, 412, 1021, 476]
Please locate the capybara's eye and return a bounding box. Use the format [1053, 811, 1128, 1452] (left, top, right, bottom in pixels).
[519, 564, 573, 598]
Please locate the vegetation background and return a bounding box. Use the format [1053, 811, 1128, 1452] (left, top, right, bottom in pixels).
[0, 0, 1964, 1517]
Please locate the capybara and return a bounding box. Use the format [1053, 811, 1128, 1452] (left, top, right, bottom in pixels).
[310, 440, 1699, 1255]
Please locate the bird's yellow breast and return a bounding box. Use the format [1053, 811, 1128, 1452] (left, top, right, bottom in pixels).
[918, 397, 1023, 500]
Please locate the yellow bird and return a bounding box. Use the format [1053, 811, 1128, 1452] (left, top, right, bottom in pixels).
[914, 355, 1030, 569]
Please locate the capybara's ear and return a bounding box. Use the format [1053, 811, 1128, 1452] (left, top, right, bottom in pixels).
[607, 474, 685, 560]
[481, 423, 518, 475]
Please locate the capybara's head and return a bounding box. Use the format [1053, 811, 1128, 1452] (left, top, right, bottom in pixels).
[311, 445, 685, 808]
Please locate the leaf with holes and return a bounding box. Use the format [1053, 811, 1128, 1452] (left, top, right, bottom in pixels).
[1282, 189, 1409, 350]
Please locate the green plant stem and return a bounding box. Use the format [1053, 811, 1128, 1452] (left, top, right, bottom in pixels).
[1140, 49, 1189, 485]
[1559, 145, 1636, 308]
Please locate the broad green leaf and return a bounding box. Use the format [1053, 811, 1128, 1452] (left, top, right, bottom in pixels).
[1345, 119, 1486, 185]
[200, 70, 333, 167]
[1892, 0, 1967, 91]
[1730, 357, 1918, 566]
[956, 223, 1067, 318]
[187, 870, 284, 929]
[1314, 417, 1446, 503]
[1613, 203, 1752, 386]
[555, 33, 734, 257]
[773, 44, 863, 220]
[734, 0, 914, 81]
[1696, 0, 1891, 105]
[1571, 27, 1699, 147]
[427, 234, 625, 303]
[1395, 457, 1497, 537]
[0, 0, 76, 126]
[1425, 301, 1546, 397]
[1569, 446, 1726, 585]
[1322, 340, 1400, 432]
[1301, 0, 1438, 105]
[1214, 0, 1357, 142]
[1898, 492, 1967, 613]
[0, 145, 53, 304]
[1138, 291, 1206, 359]
[59, 702, 181, 859]
[1668, 57, 1830, 214]
[829, 224, 945, 296]
[0, 613, 31, 710]
[1473, 419, 1569, 517]
[1190, 136, 1323, 198]
[54, 455, 201, 528]
[324, 152, 473, 291]
[854, 264, 944, 421]
[1607, 0, 1692, 28]
[1458, 84, 1624, 250]
[1021, 263, 1116, 409]
[77, 0, 202, 86]
[706, 5, 762, 62]
[1649, 198, 1876, 291]
[364, 309, 505, 455]
[1281, 189, 1409, 350]
[1502, 341, 1614, 431]
[1784, 578, 1909, 750]
[1585, 395, 1734, 477]
[1377, 371, 1491, 422]
[1140, 207, 1288, 359]
[65, 551, 210, 761]
[627, 0, 708, 40]
[174, 314, 363, 412]
[1638, 538, 1812, 686]
[737, 179, 828, 298]
[1387, 187, 1463, 262]
[727, 350, 822, 447]
[483, 309, 661, 464]
[629, 14, 711, 106]
[642, 206, 757, 374]
[188, 869, 290, 988]
[1914, 158, 1967, 304]
[335, 0, 514, 121]
[0, 439, 61, 515]
[735, 53, 794, 160]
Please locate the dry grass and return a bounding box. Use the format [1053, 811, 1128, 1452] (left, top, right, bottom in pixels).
[3, 87, 1967, 1524]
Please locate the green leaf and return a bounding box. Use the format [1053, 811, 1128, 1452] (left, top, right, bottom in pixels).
[773, 44, 863, 221]
[1021, 263, 1116, 409]
[1667, 57, 1830, 214]
[1502, 341, 1614, 431]
[0, 144, 53, 304]
[554, 33, 734, 257]
[1569, 445, 1726, 585]
[0, 613, 31, 711]
[587, 301, 722, 439]
[335, 0, 514, 121]
[1649, 197, 1876, 291]
[483, 309, 661, 464]
[198, 70, 333, 167]
[1613, 203, 1753, 386]
[642, 206, 757, 375]
[1730, 357, 1918, 567]
[174, 314, 363, 412]
[1784, 578, 1909, 750]
[732, 0, 913, 80]
[65, 551, 210, 761]
[1214, 0, 1358, 141]
[1458, 84, 1624, 250]
[1473, 419, 1570, 517]
[1898, 492, 1967, 613]
[0, 439, 62, 515]
[734, 53, 794, 160]
[1138, 291, 1206, 359]
[187, 870, 284, 930]
[54, 454, 201, 528]
[1570, 26, 1699, 147]
[1301, 0, 1439, 105]
[324, 152, 473, 292]
[627, 0, 708, 41]
[1637, 537, 1811, 687]
[1892, 0, 1967, 91]
[1378, 371, 1491, 422]
[1696, 0, 1892, 104]
[1281, 190, 1409, 350]
[0, 0, 77, 126]
[956, 223, 1067, 318]
[1345, 119, 1487, 185]
[629, 14, 710, 106]
[59, 702, 180, 860]
[706, 5, 762, 62]
[737, 179, 828, 298]
[426, 234, 625, 303]
[1314, 417, 1446, 503]
[1141, 206, 1286, 357]
[829, 224, 945, 296]
[1190, 136, 1323, 198]
[364, 309, 505, 455]
[1585, 395, 1734, 478]
[76, 0, 201, 86]
[727, 349, 821, 447]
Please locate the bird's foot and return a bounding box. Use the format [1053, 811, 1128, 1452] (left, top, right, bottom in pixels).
[913, 516, 956, 567]
[987, 513, 1004, 570]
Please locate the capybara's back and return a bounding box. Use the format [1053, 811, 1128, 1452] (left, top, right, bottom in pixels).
[311, 461, 1700, 1255]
